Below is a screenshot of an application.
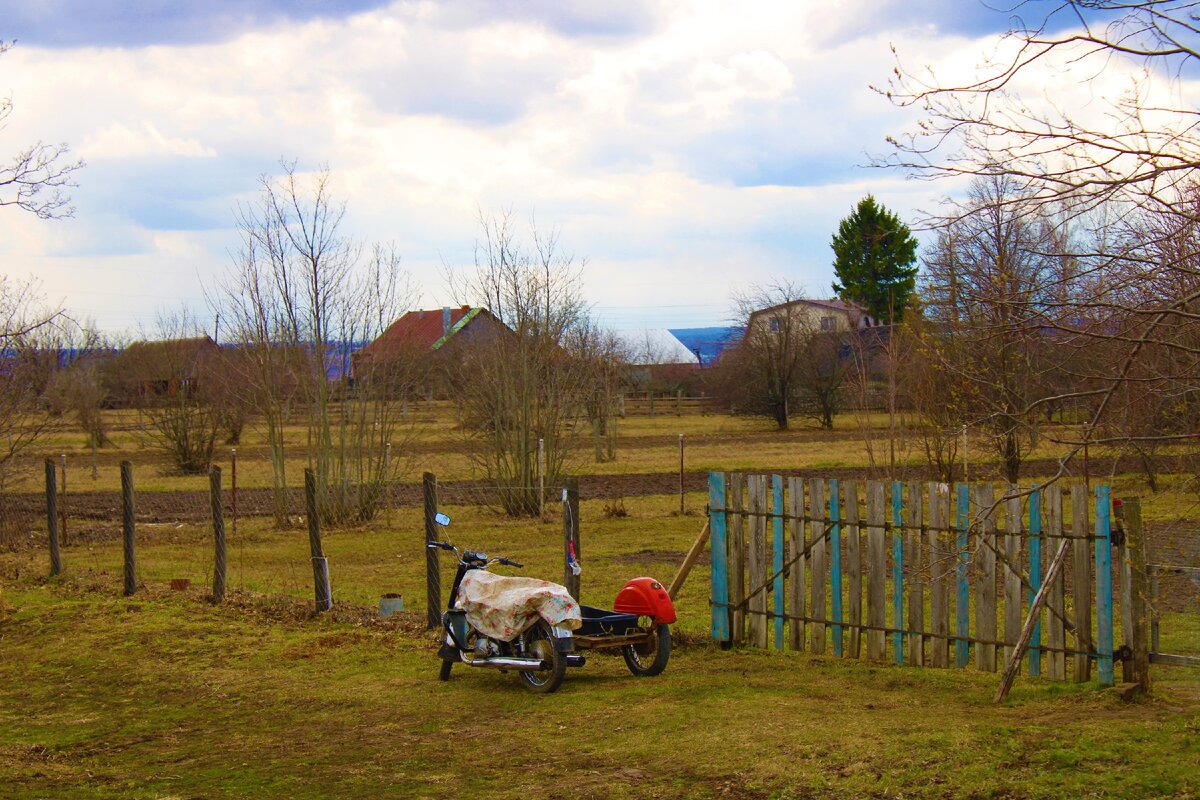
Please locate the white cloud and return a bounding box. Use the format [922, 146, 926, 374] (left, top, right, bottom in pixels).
[2, 0, 1175, 333]
[78, 122, 217, 160]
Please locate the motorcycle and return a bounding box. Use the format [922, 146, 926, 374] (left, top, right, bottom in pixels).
[429, 513, 677, 693]
[429, 515, 583, 694]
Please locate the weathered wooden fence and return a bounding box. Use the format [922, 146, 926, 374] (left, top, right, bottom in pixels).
[709, 472, 1130, 686]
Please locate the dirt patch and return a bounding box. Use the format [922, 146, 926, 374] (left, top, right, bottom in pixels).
[609, 548, 687, 566]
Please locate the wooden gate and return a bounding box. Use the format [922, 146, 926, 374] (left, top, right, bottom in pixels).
[708, 472, 1119, 685]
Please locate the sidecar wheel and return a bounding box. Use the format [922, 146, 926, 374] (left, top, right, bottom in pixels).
[518, 622, 566, 694]
[624, 623, 670, 677]
[439, 659, 453, 681]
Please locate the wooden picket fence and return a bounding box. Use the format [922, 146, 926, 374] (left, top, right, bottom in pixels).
[708, 472, 1122, 685]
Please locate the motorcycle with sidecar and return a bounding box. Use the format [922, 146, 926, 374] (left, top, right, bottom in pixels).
[428, 514, 676, 694]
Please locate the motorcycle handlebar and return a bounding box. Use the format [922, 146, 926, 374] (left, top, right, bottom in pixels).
[426, 541, 456, 551]
[496, 557, 524, 568]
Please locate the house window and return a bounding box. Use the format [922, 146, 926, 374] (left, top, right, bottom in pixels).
[769, 317, 781, 333]
[820, 316, 836, 331]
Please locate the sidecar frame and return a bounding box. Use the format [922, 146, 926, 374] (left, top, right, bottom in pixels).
[573, 577, 676, 651]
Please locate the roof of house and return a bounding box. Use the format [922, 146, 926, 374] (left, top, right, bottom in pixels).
[668, 326, 742, 366]
[360, 305, 487, 361]
[612, 329, 699, 366]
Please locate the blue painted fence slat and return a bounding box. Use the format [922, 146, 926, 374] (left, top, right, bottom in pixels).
[892, 481, 904, 665]
[830, 479, 843, 657]
[709, 472, 729, 643]
[1028, 488, 1042, 677]
[773, 474, 785, 651]
[955, 483, 970, 668]
[1095, 485, 1114, 686]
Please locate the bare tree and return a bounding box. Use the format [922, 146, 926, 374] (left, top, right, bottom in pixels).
[1, 40, 83, 219]
[213, 161, 414, 524]
[0, 277, 59, 486]
[447, 211, 596, 516]
[878, 1, 1200, 475]
[122, 311, 222, 474]
[920, 176, 1071, 482]
[578, 327, 626, 463]
[43, 319, 116, 448]
[719, 282, 849, 430]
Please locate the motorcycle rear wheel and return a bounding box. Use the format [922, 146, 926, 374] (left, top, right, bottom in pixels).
[518, 622, 566, 694]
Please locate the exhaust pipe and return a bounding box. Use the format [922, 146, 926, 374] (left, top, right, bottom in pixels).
[465, 656, 548, 671]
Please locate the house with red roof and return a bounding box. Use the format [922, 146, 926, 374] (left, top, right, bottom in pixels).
[352, 305, 509, 391]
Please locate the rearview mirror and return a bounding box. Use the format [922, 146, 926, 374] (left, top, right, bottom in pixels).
[434, 512, 451, 526]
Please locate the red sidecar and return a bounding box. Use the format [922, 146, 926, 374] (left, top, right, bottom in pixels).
[574, 577, 676, 677]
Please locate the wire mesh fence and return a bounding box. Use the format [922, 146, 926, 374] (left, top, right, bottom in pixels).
[1, 454, 1196, 663]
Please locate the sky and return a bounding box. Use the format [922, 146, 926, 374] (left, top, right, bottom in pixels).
[0, 0, 1104, 334]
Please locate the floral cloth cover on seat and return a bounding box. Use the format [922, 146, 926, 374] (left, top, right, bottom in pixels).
[455, 570, 582, 642]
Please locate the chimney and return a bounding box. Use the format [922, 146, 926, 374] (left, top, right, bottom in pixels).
[443, 306, 451, 334]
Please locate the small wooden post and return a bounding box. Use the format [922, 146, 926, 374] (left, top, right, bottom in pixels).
[906, 481, 924, 667]
[230, 448, 238, 540]
[866, 481, 886, 661]
[974, 483, 998, 673]
[729, 473, 746, 645]
[747, 475, 767, 649]
[809, 479, 827, 654]
[1072, 482, 1094, 682]
[537, 438, 546, 519]
[1118, 506, 1133, 685]
[384, 442, 392, 527]
[563, 478, 581, 601]
[830, 479, 843, 657]
[305, 469, 332, 612]
[678, 434, 685, 515]
[1046, 485, 1067, 680]
[772, 474, 785, 651]
[891, 481, 904, 664]
[1095, 485, 1114, 686]
[955, 483, 970, 668]
[1027, 488, 1043, 677]
[676, 389, 683, 416]
[423, 472, 440, 629]
[844, 480, 862, 659]
[1004, 487, 1024, 667]
[648, 391, 655, 417]
[44, 459, 62, 576]
[59, 454, 68, 547]
[929, 483, 950, 668]
[210, 466, 227, 603]
[1118, 496, 1147, 690]
[1150, 565, 1160, 656]
[788, 477, 807, 651]
[709, 473, 729, 642]
[121, 460, 136, 597]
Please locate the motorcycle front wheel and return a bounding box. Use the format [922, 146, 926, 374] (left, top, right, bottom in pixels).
[518, 621, 566, 694]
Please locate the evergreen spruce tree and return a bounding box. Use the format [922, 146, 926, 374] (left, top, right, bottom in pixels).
[830, 195, 918, 321]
